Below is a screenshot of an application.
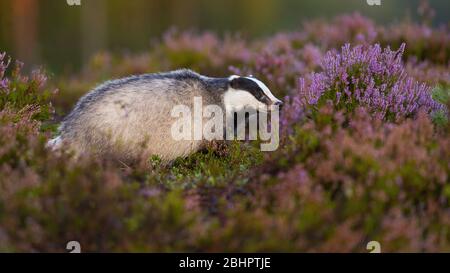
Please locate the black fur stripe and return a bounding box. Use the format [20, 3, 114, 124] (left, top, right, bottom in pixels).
[229, 77, 271, 104]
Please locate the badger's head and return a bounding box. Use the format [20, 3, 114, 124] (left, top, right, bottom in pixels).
[224, 75, 282, 112]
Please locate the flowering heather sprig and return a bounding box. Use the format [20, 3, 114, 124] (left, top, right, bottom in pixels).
[298, 43, 443, 121]
[0, 53, 54, 123]
[0, 52, 11, 90]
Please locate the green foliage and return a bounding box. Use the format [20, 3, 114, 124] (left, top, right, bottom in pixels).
[0, 60, 55, 124]
[432, 85, 450, 105]
[431, 85, 450, 126]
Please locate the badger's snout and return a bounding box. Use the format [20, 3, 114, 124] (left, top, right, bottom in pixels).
[273, 100, 283, 107]
[268, 100, 283, 111]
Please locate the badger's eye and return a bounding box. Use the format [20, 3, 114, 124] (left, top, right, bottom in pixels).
[259, 95, 270, 104]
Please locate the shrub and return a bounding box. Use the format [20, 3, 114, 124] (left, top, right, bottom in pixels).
[0, 53, 55, 124]
[297, 44, 443, 122]
[248, 106, 450, 252]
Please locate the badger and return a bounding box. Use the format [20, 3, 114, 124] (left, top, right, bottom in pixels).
[48, 69, 282, 163]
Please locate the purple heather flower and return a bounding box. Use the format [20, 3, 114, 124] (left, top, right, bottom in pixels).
[0, 52, 11, 90]
[296, 43, 443, 121]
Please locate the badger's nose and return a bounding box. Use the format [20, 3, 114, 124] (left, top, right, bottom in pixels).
[273, 101, 283, 109]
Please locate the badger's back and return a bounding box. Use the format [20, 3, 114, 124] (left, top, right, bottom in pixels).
[52, 70, 225, 162]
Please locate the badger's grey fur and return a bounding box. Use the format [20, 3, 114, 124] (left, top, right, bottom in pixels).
[49, 69, 281, 163]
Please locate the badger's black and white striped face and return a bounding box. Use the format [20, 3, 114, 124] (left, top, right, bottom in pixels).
[224, 75, 282, 112]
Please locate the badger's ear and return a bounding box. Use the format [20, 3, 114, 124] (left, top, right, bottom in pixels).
[229, 76, 243, 89]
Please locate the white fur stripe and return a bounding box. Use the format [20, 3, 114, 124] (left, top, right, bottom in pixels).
[244, 77, 281, 104]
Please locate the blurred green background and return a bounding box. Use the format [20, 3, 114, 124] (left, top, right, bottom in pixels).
[0, 0, 449, 74]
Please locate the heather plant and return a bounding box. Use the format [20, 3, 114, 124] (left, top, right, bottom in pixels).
[2, 102, 448, 252]
[247, 106, 450, 252]
[0, 53, 55, 124]
[297, 43, 443, 122]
